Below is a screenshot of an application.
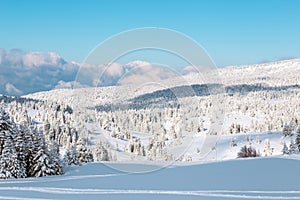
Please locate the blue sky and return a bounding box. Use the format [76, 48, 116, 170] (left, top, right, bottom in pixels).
[1, 0, 300, 67]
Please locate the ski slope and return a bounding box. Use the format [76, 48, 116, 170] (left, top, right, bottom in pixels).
[0, 158, 300, 199]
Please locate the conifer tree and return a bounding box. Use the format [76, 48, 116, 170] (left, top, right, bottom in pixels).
[64, 147, 80, 166]
[289, 139, 297, 154]
[295, 127, 300, 151]
[0, 137, 24, 179]
[76, 139, 93, 163]
[282, 142, 289, 154]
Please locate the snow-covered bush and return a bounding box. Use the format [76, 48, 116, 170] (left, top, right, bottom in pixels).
[237, 145, 260, 158]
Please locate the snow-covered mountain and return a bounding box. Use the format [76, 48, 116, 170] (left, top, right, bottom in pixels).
[2, 47, 299, 97]
[19, 58, 299, 165]
[0, 57, 299, 199]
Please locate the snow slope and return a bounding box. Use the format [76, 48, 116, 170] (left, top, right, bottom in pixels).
[5, 58, 297, 199]
[24, 58, 300, 106]
[0, 158, 300, 199]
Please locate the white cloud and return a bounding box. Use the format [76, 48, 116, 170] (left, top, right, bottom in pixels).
[4, 49, 23, 66]
[0, 48, 5, 64]
[181, 65, 198, 75]
[22, 52, 65, 68]
[54, 80, 88, 89]
[181, 65, 210, 75]
[0, 48, 206, 96]
[118, 63, 177, 86]
[5, 83, 23, 96]
[0, 49, 79, 95]
[105, 63, 123, 77]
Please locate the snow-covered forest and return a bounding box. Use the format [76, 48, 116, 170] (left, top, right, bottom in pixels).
[0, 58, 299, 179]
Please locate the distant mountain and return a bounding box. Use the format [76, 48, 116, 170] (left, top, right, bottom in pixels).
[1, 48, 299, 96]
[0, 49, 79, 95]
[0, 49, 187, 96]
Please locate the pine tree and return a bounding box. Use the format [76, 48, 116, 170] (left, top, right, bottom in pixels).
[283, 124, 292, 137]
[30, 147, 55, 177]
[237, 145, 259, 158]
[14, 125, 27, 178]
[0, 108, 16, 155]
[24, 126, 35, 176]
[29, 127, 62, 177]
[48, 140, 63, 175]
[289, 139, 297, 154]
[76, 139, 93, 163]
[0, 137, 23, 179]
[63, 147, 80, 166]
[94, 142, 109, 161]
[0, 108, 27, 179]
[295, 127, 300, 151]
[282, 142, 289, 154]
[0, 108, 14, 133]
[263, 139, 272, 156]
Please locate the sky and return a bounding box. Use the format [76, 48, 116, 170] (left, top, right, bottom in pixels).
[1, 0, 300, 67]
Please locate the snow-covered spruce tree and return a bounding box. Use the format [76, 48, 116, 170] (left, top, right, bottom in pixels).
[289, 139, 297, 154]
[94, 142, 109, 161]
[63, 147, 80, 166]
[0, 108, 16, 155]
[0, 137, 25, 179]
[282, 124, 292, 137]
[14, 125, 27, 178]
[282, 142, 289, 155]
[295, 127, 300, 151]
[29, 128, 62, 177]
[48, 140, 63, 175]
[19, 107, 31, 127]
[76, 139, 93, 163]
[0, 108, 27, 179]
[24, 126, 36, 176]
[30, 147, 54, 177]
[263, 139, 272, 156]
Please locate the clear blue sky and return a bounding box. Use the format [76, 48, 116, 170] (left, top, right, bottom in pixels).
[1, 0, 300, 67]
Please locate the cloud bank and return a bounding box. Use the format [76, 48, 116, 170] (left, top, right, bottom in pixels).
[0, 49, 79, 95]
[0, 49, 199, 96]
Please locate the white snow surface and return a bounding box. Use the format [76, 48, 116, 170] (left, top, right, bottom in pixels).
[1, 157, 300, 199]
[10, 58, 299, 199]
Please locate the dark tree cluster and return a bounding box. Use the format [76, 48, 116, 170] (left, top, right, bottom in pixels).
[237, 145, 260, 158]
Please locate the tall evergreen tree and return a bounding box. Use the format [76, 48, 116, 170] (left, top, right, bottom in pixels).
[24, 126, 35, 176]
[289, 139, 297, 154]
[14, 125, 27, 178]
[282, 142, 289, 154]
[94, 142, 109, 161]
[0, 137, 25, 179]
[48, 140, 63, 175]
[28, 126, 62, 177]
[63, 147, 80, 166]
[0, 108, 16, 155]
[295, 127, 300, 151]
[76, 139, 93, 163]
[282, 124, 292, 137]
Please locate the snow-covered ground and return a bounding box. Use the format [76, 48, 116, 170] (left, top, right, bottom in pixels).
[0, 58, 298, 199]
[1, 157, 300, 199]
